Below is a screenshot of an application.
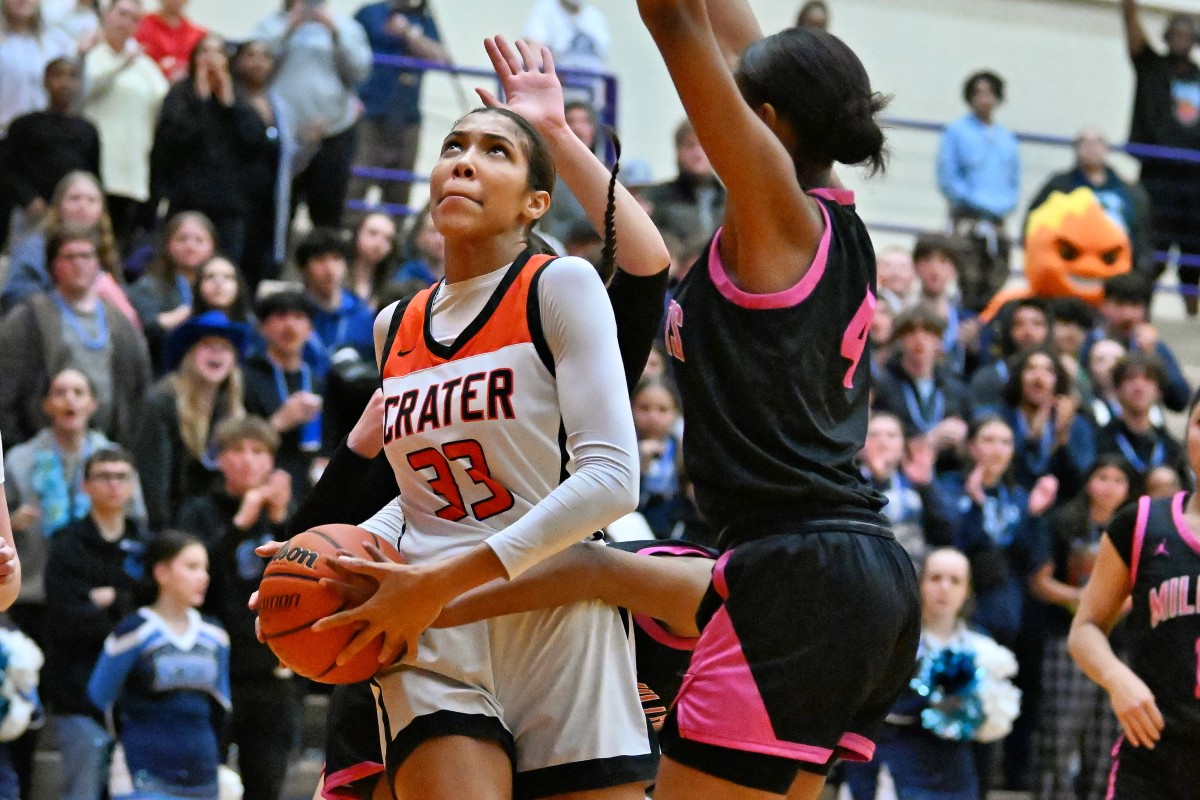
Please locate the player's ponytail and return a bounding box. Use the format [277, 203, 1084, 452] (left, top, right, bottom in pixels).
[737, 27, 890, 176]
[598, 130, 622, 283]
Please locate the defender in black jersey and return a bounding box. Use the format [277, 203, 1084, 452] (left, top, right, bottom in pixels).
[639, 1, 920, 797]
[1069, 390, 1200, 800]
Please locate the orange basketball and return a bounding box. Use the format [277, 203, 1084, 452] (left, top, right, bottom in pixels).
[257, 524, 405, 684]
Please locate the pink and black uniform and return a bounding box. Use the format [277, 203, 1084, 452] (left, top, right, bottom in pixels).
[1102, 492, 1200, 800]
[660, 189, 921, 793]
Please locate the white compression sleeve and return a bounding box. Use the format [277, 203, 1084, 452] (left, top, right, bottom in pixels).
[484, 257, 639, 578]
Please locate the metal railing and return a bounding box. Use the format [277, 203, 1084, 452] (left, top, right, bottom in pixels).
[346, 57, 1200, 292]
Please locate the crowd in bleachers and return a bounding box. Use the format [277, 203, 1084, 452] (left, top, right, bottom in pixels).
[0, 0, 1198, 799]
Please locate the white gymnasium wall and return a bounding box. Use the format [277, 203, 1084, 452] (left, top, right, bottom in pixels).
[190, 0, 1183, 250]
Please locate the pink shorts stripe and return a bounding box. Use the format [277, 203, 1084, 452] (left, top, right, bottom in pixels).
[321, 762, 385, 800]
[675, 604, 838, 765]
[1104, 735, 1124, 800]
[837, 732, 876, 762]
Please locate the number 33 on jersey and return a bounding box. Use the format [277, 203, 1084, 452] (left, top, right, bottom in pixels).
[379, 254, 569, 558]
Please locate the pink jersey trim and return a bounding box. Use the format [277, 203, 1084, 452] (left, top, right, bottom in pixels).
[837, 732, 876, 762]
[711, 551, 733, 600]
[807, 187, 856, 205]
[1129, 496, 1151, 589]
[321, 762, 385, 800]
[1171, 491, 1200, 557]
[706, 198, 832, 310]
[1104, 735, 1123, 800]
[634, 613, 698, 652]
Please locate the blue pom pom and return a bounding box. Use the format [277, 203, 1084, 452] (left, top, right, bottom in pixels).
[911, 645, 986, 741]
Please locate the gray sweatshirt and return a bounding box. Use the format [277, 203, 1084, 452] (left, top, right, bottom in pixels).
[250, 11, 373, 139]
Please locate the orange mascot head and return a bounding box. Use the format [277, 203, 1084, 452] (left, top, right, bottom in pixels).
[1023, 187, 1132, 306]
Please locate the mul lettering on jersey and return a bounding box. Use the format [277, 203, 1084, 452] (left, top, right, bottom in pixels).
[1149, 574, 1200, 629]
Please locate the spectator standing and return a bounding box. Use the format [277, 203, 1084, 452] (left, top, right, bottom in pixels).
[250, 0, 371, 229]
[1025, 128, 1153, 276]
[643, 119, 726, 255]
[522, 0, 609, 103]
[346, 212, 398, 307]
[231, 39, 296, 292]
[938, 71, 1020, 312]
[151, 33, 261, 263]
[42, 447, 145, 800]
[41, 0, 98, 50]
[1096, 273, 1191, 410]
[243, 292, 325, 496]
[1029, 456, 1131, 800]
[87, 531, 229, 800]
[80, 0, 168, 252]
[132, 310, 248, 530]
[127, 211, 216, 372]
[0, 0, 75, 249]
[0, 226, 150, 450]
[795, 0, 828, 30]
[296, 227, 375, 367]
[0, 0, 75, 134]
[1, 58, 99, 246]
[1120, 0, 1200, 313]
[132, 0, 203, 82]
[351, 0, 447, 209]
[177, 417, 294, 800]
[4, 369, 144, 646]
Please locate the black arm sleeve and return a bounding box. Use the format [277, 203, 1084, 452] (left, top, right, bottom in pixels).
[286, 439, 400, 535]
[607, 267, 669, 393]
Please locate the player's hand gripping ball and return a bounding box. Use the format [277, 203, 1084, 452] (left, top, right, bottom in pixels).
[257, 525, 405, 683]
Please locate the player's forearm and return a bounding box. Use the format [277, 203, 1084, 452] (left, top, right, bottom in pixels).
[1067, 618, 1128, 693]
[541, 125, 670, 277]
[702, 0, 762, 68]
[433, 543, 604, 627]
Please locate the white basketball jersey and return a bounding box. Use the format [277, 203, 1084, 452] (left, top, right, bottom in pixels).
[379, 253, 571, 565]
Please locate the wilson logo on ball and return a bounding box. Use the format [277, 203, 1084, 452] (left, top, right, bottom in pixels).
[271, 545, 320, 569]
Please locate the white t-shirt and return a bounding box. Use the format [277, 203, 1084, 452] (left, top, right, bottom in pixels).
[522, 0, 610, 77]
[82, 41, 168, 201]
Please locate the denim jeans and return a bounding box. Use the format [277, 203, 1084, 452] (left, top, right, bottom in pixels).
[53, 714, 113, 800]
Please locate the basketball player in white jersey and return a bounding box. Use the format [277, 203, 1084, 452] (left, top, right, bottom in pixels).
[308, 38, 670, 800]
